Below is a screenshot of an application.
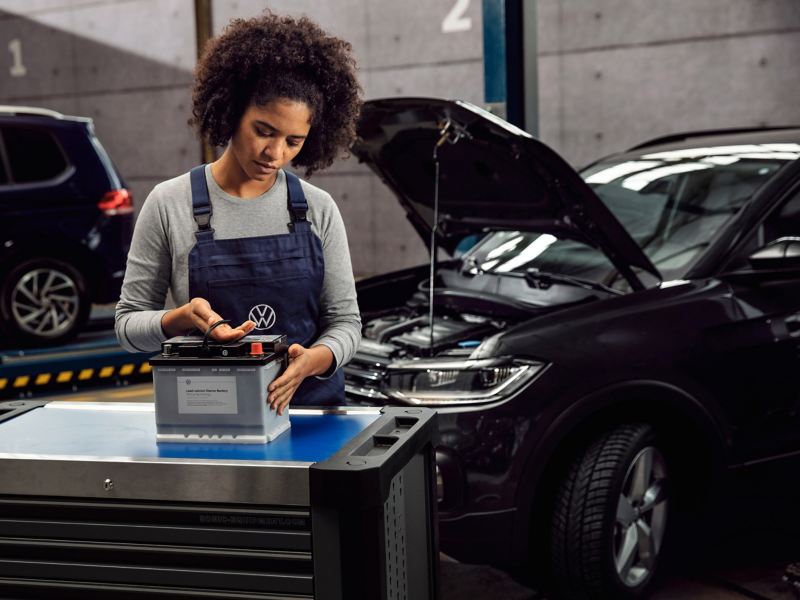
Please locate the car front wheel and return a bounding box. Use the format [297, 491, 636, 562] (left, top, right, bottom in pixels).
[0, 258, 90, 345]
[549, 423, 669, 599]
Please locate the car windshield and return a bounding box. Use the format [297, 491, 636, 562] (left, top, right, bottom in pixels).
[463, 142, 800, 288]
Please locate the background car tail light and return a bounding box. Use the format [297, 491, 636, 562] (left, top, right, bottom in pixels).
[98, 189, 133, 215]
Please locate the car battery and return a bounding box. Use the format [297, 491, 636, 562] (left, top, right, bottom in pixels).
[150, 334, 290, 443]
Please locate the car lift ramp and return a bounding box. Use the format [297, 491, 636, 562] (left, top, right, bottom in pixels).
[0, 331, 151, 399]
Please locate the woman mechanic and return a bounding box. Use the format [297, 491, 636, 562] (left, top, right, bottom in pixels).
[115, 12, 362, 414]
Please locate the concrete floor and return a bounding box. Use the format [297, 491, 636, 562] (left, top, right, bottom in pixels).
[439, 509, 800, 600]
[440, 562, 796, 599]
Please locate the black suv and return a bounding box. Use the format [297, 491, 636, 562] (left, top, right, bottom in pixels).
[0, 106, 132, 344]
[349, 98, 800, 599]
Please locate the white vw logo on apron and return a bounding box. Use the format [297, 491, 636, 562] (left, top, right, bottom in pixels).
[248, 304, 277, 330]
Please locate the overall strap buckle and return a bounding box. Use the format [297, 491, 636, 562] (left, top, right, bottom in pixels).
[284, 170, 308, 225]
[190, 165, 215, 235]
[194, 212, 212, 230]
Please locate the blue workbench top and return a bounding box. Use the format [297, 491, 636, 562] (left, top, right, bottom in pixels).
[0, 403, 380, 464]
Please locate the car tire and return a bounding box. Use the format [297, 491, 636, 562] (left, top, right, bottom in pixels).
[0, 258, 90, 345]
[549, 423, 669, 600]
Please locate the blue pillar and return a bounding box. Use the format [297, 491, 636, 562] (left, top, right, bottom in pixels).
[482, 0, 538, 136]
[482, 0, 507, 105]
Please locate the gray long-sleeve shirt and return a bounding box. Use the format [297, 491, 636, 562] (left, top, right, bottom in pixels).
[115, 166, 361, 372]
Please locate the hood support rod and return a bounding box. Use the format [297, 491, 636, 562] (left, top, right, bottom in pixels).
[428, 119, 462, 356]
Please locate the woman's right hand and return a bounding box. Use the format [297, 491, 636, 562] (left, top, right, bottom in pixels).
[161, 297, 255, 341]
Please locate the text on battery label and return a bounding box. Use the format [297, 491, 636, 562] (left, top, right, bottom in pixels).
[177, 376, 238, 414]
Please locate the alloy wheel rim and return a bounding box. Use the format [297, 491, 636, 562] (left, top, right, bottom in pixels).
[11, 268, 80, 337]
[613, 445, 668, 588]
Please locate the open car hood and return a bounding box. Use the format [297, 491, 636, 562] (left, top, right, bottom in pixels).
[352, 98, 661, 288]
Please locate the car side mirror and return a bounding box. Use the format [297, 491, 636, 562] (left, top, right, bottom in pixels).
[721, 237, 800, 284]
[747, 237, 800, 269]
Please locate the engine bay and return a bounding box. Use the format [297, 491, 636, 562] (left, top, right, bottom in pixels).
[345, 266, 595, 401]
[363, 313, 497, 355]
[344, 277, 517, 401]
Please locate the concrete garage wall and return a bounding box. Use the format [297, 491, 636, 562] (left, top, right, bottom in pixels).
[5, 1, 799, 277]
[212, 0, 486, 276]
[0, 0, 485, 278]
[537, 0, 800, 167]
[0, 0, 198, 221]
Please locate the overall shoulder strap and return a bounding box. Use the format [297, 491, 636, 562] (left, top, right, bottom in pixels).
[284, 170, 310, 232]
[190, 165, 214, 239]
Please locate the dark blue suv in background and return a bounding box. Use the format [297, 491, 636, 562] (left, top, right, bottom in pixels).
[0, 106, 132, 345]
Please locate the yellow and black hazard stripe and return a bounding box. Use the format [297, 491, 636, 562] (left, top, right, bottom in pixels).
[0, 360, 152, 399]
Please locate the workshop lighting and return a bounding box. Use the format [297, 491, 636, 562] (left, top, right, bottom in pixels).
[622, 162, 712, 191]
[494, 234, 557, 272]
[701, 156, 740, 165]
[642, 143, 800, 161]
[485, 235, 524, 260]
[735, 152, 800, 160]
[642, 145, 765, 160]
[762, 143, 800, 152]
[585, 160, 663, 184]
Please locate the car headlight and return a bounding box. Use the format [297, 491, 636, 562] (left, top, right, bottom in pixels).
[381, 356, 546, 405]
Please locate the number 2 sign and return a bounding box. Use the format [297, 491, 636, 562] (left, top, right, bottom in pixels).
[442, 0, 472, 33]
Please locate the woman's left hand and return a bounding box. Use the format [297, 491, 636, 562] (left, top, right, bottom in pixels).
[268, 344, 334, 415]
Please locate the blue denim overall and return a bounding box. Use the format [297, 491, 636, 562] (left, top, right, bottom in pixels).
[187, 165, 345, 406]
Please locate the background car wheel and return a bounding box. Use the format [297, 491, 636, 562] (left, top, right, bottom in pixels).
[549, 423, 669, 600]
[0, 258, 90, 345]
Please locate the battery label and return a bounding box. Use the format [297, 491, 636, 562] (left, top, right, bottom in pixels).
[177, 376, 238, 414]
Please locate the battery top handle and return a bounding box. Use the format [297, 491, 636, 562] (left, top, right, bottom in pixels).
[202, 319, 232, 349]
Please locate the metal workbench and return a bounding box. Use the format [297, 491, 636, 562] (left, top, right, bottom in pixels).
[0, 400, 439, 599]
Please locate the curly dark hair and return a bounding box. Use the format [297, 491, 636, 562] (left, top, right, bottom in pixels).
[190, 11, 362, 176]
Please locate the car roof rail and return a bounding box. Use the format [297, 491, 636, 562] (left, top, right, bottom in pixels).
[627, 126, 800, 151]
[0, 105, 65, 119]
